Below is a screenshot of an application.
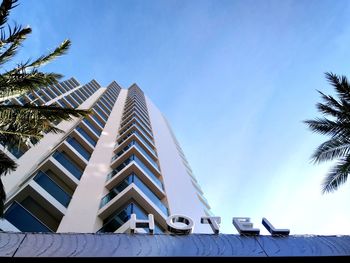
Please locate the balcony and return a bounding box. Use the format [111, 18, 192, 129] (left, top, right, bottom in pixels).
[66, 136, 91, 161]
[99, 97, 113, 111]
[70, 91, 84, 104]
[90, 114, 105, 129]
[114, 133, 157, 159]
[6, 145, 27, 159]
[124, 99, 148, 115]
[98, 202, 164, 234]
[100, 173, 168, 216]
[65, 95, 80, 108]
[118, 125, 154, 149]
[95, 101, 111, 115]
[33, 171, 72, 208]
[82, 118, 102, 137]
[119, 115, 153, 138]
[112, 140, 158, 169]
[75, 89, 88, 100]
[52, 151, 84, 180]
[38, 159, 79, 190]
[121, 111, 151, 130]
[76, 126, 98, 147]
[108, 154, 163, 190]
[3, 201, 52, 232]
[93, 106, 109, 122]
[123, 105, 149, 124]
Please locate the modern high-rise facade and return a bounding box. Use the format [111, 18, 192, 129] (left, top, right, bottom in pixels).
[0, 78, 213, 234]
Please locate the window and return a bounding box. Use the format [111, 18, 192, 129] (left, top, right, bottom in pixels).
[53, 151, 84, 180]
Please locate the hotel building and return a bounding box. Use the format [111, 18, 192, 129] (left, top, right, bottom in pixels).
[0, 78, 212, 233]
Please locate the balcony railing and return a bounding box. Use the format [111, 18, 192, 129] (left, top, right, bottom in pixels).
[107, 154, 163, 190]
[91, 114, 105, 128]
[76, 126, 97, 146]
[82, 118, 102, 136]
[119, 126, 154, 150]
[66, 136, 91, 161]
[100, 173, 168, 216]
[34, 171, 71, 207]
[98, 202, 164, 233]
[112, 140, 158, 169]
[53, 151, 84, 180]
[3, 201, 52, 232]
[120, 115, 153, 137]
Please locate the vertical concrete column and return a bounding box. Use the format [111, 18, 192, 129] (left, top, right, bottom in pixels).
[57, 89, 127, 232]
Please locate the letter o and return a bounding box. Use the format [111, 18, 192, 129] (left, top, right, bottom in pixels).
[166, 214, 194, 235]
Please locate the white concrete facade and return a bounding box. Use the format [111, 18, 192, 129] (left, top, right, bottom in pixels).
[0, 79, 212, 234]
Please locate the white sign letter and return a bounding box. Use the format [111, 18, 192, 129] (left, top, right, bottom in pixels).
[166, 214, 194, 235]
[130, 213, 155, 234]
[201, 216, 221, 234]
[232, 217, 260, 235]
[262, 217, 289, 236]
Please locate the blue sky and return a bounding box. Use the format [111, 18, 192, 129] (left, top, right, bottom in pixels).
[8, 0, 350, 234]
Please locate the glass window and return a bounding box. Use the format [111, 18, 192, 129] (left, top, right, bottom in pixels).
[65, 96, 79, 108]
[76, 89, 87, 100]
[4, 201, 52, 232]
[71, 92, 83, 103]
[34, 171, 71, 207]
[66, 136, 91, 160]
[101, 173, 168, 216]
[98, 202, 164, 233]
[7, 146, 25, 159]
[53, 151, 83, 180]
[82, 119, 101, 136]
[76, 126, 97, 146]
[58, 98, 69, 108]
[93, 107, 108, 122]
[91, 114, 105, 128]
[47, 86, 59, 97]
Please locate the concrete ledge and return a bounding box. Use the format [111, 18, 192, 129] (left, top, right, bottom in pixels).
[0, 232, 350, 257]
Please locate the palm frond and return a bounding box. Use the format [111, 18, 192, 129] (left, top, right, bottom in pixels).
[0, 178, 5, 217]
[0, 24, 31, 48]
[26, 39, 71, 68]
[0, 104, 90, 120]
[304, 118, 350, 138]
[311, 137, 350, 164]
[0, 104, 90, 148]
[0, 26, 30, 66]
[0, 149, 17, 217]
[0, 0, 17, 28]
[325, 72, 350, 102]
[0, 71, 62, 98]
[316, 90, 350, 121]
[0, 150, 16, 175]
[322, 156, 350, 193]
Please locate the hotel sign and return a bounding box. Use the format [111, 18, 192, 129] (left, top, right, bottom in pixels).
[130, 214, 290, 236]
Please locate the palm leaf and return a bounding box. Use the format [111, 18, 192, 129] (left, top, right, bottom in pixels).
[0, 24, 31, 47]
[0, 0, 17, 29]
[304, 118, 350, 138]
[0, 104, 90, 148]
[0, 25, 30, 66]
[0, 149, 16, 175]
[322, 156, 350, 193]
[0, 150, 17, 217]
[311, 137, 350, 164]
[325, 72, 350, 102]
[0, 71, 62, 99]
[26, 39, 71, 68]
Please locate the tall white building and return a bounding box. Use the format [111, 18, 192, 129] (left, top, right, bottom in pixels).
[0, 78, 212, 233]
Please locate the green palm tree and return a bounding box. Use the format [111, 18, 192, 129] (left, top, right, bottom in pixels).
[0, 0, 89, 216]
[305, 72, 350, 193]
